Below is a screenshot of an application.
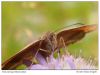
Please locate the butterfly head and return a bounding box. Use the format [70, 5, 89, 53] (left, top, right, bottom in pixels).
[42, 32, 57, 52]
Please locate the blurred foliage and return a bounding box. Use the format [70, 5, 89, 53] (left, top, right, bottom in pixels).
[2, 2, 98, 66]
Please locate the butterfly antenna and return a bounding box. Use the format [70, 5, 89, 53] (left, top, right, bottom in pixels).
[54, 23, 85, 33]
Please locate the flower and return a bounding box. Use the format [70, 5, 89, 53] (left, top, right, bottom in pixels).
[27, 50, 97, 70]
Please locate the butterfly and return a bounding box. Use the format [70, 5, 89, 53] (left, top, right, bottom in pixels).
[2, 23, 97, 70]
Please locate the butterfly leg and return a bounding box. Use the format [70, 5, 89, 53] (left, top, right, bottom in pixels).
[59, 37, 69, 56]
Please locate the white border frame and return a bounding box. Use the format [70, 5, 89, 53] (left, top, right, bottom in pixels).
[0, 0, 99, 75]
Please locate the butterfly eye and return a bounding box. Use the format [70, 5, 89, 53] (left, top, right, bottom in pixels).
[48, 34, 53, 40]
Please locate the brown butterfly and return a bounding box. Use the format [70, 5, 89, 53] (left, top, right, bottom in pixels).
[2, 24, 97, 70]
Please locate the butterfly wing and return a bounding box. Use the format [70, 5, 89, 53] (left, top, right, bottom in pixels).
[2, 39, 53, 70]
[2, 40, 41, 70]
[56, 25, 96, 48]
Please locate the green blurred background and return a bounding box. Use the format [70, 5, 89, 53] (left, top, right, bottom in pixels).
[2, 2, 98, 66]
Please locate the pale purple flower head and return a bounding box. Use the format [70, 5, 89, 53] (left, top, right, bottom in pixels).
[27, 50, 97, 70]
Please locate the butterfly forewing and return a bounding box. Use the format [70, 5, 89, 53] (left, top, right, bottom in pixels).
[2, 40, 41, 70]
[56, 25, 96, 48]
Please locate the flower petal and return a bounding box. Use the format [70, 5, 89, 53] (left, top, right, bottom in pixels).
[36, 53, 47, 65]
